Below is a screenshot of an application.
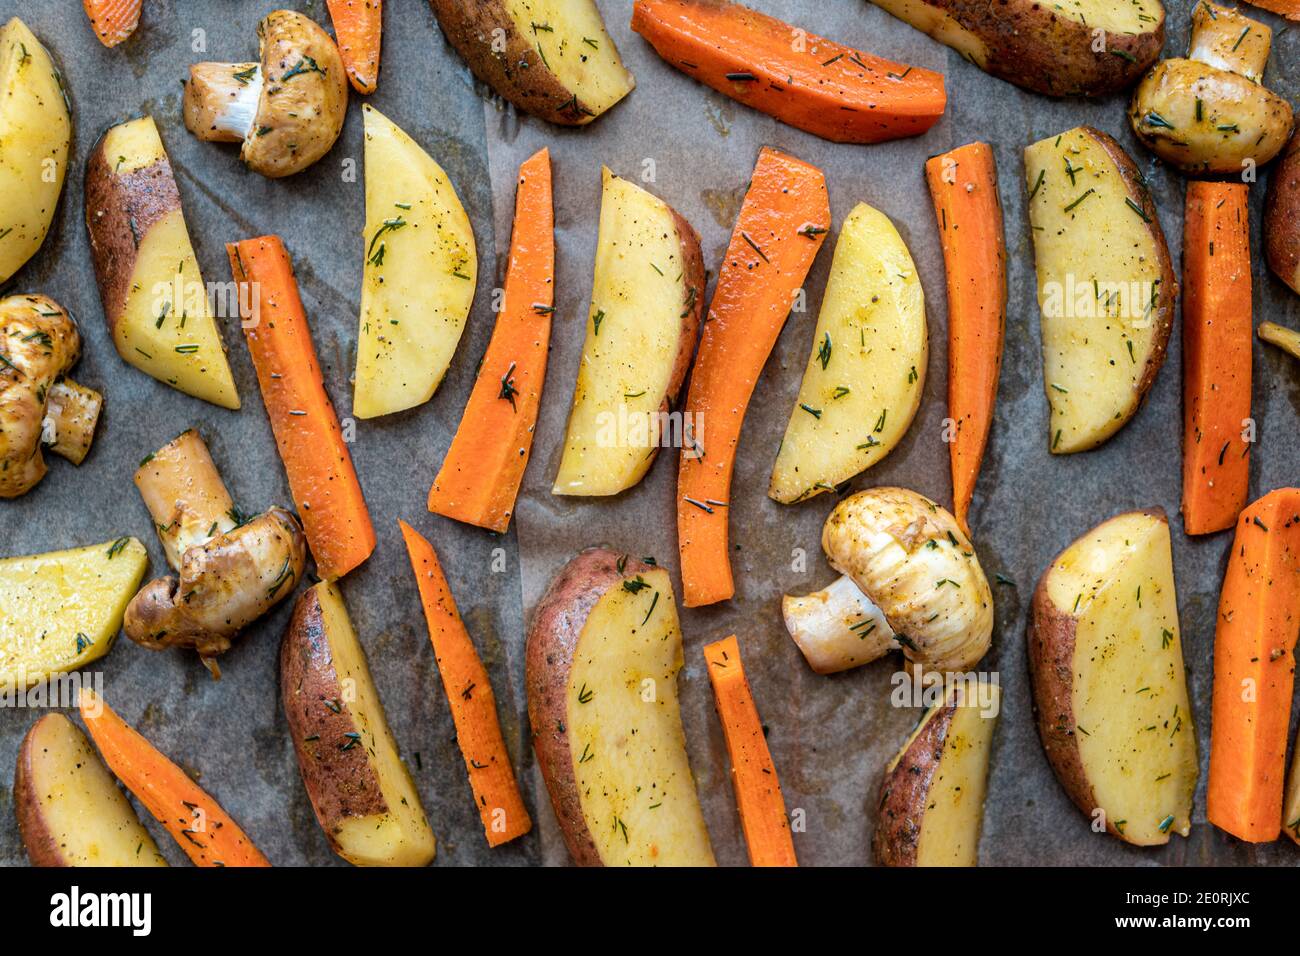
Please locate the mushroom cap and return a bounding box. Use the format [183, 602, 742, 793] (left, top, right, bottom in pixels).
[124, 507, 307, 658]
[1130, 58, 1294, 175]
[822, 487, 993, 673]
[0, 295, 81, 498]
[243, 10, 348, 178]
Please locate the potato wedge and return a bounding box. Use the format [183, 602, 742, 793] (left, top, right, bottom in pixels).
[0, 537, 147, 689]
[1028, 509, 1197, 846]
[429, 0, 634, 125]
[15, 713, 167, 867]
[0, 18, 70, 284]
[526, 549, 715, 866]
[1265, 131, 1300, 295]
[355, 105, 476, 419]
[869, 0, 1164, 97]
[281, 581, 436, 867]
[769, 202, 927, 504]
[1024, 127, 1176, 454]
[874, 681, 999, 866]
[553, 169, 703, 496]
[84, 116, 240, 409]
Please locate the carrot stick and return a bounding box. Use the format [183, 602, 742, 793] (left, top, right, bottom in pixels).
[1207, 488, 1300, 842]
[924, 142, 1006, 537]
[703, 635, 797, 867]
[1243, 0, 1299, 20]
[428, 148, 553, 532]
[82, 0, 142, 48]
[677, 146, 829, 607]
[399, 520, 532, 847]
[1182, 182, 1253, 536]
[78, 687, 270, 867]
[631, 0, 944, 144]
[326, 0, 382, 94]
[228, 236, 376, 581]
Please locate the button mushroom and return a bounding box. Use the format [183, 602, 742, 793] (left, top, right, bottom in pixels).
[783, 487, 993, 675]
[125, 429, 306, 677]
[1129, 1, 1294, 176]
[0, 294, 103, 498]
[182, 10, 348, 178]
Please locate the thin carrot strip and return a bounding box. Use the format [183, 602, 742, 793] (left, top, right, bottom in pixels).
[399, 520, 532, 847]
[924, 142, 1006, 537]
[703, 635, 797, 866]
[1243, 0, 1300, 20]
[677, 146, 829, 607]
[428, 147, 553, 532]
[326, 0, 382, 94]
[228, 235, 376, 581]
[1182, 181, 1253, 536]
[1207, 488, 1300, 842]
[78, 688, 270, 867]
[631, 0, 944, 144]
[82, 0, 141, 48]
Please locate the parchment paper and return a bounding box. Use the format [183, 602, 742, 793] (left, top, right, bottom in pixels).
[2, 0, 1298, 867]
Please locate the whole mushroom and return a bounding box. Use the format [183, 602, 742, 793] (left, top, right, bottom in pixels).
[182, 10, 348, 178]
[0, 294, 103, 498]
[125, 429, 306, 677]
[1129, 1, 1294, 176]
[783, 487, 993, 675]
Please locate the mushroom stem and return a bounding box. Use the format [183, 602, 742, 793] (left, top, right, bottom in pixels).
[183, 62, 262, 143]
[134, 429, 238, 571]
[782, 574, 898, 674]
[1189, 2, 1271, 82]
[42, 379, 102, 465]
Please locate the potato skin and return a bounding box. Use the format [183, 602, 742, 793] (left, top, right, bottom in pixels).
[873, 704, 957, 867]
[83, 129, 179, 335]
[927, 0, 1163, 97]
[1026, 508, 1172, 839]
[280, 587, 388, 852]
[525, 547, 657, 866]
[663, 206, 705, 412]
[429, 0, 599, 125]
[14, 717, 67, 867]
[1265, 131, 1300, 294]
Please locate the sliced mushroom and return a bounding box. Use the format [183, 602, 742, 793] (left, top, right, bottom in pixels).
[1129, 2, 1294, 175]
[784, 487, 993, 675]
[0, 295, 103, 498]
[126, 429, 306, 676]
[182, 10, 347, 178]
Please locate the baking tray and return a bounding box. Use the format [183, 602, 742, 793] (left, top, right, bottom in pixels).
[1, 0, 1298, 867]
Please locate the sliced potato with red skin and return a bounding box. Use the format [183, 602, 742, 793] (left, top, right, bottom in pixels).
[1028, 509, 1198, 846]
[552, 169, 704, 496]
[874, 682, 999, 866]
[281, 581, 436, 866]
[1265, 131, 1300, 295]
[526, 548, 714, 866]
[429, 0, 634, 125]
[84, 116, 240, 409]
[15, 713, 167, 867]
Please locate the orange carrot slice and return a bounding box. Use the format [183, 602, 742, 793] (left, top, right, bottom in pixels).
[925, 142, 1006, 537]
[399, 521, 532, 847]
[632, 0, 944, 144]
[228, 235, 376, 581]
[1243, 0, 1299, 20]
[677, 146, 829, 607]
[82, 0, 141, 48]
[78, 687, 270, 867]
[326, 0, 382, 94]
[704, 635, 797, 866]
[1182, 181, 1252, 536]
[428, 147, 553, 532]
[1207, 488, 1300, 842]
